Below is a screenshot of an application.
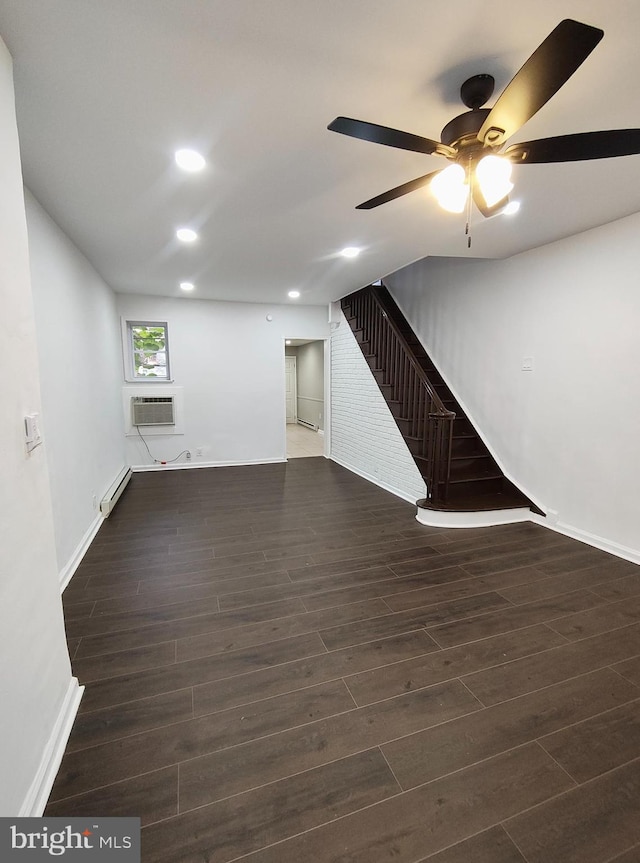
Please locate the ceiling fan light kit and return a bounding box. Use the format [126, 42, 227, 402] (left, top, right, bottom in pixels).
[328, 19, 640, 227]
[430, 155, 514, 214]
[475, 156, 514, 207]
[431, 164, 467, 213]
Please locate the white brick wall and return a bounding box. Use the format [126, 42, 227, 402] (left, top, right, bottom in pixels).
[330, 309, 426, 503]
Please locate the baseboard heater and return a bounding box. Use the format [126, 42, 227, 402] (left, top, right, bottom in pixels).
[297, 419, 318, 431]
[100, 467, 132, 517]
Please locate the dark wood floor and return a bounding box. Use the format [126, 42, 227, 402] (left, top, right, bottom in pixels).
[48, 458, 640, 863]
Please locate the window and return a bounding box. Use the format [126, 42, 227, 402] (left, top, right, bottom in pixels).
[126, 321, 171, 380]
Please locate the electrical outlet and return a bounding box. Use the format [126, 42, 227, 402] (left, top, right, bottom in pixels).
[195, 447, 204, 458]
[186, 451, 191, 460]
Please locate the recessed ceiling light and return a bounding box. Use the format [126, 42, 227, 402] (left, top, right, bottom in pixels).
[285, 340, 292, 345]
[288, 290, 300, 299]
[175, 149, 206, 172]
[340, 246, 360, 258]
[503, 201, 521, 215]
[180, 282, 195, 292]
[176, 227, 198, 243]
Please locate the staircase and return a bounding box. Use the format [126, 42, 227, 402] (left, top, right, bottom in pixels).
[341, 284, 542, 520]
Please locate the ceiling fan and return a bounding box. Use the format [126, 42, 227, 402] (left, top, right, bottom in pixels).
[328, 19, 640, 218]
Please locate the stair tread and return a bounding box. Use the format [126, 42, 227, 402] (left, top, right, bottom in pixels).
[449, 467, 503, 482]
[417, 490, 532, 513]
[414, 452, 492, 466]
[413, 461, 501, 484]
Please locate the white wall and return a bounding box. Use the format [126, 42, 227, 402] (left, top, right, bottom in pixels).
[296, 340, 324, 430]
[387, 213, 640, 560]
[116, 294, 329, 467]
[0, 35, 78, 816]
[331, 309, 426, 504]
[26, 191, 126, 586]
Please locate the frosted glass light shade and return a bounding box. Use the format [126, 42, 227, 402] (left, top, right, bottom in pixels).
[476, 156, 514, 207]
[431, 164, 468, 213]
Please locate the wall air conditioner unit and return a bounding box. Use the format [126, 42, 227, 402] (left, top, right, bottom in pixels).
[131, 396, 175, 427]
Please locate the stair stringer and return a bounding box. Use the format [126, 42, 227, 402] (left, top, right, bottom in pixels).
[330, 310, 426, 504]
[385, 282, 547, 520]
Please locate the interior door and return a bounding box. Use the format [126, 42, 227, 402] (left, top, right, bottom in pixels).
[285, 356, 297, 423]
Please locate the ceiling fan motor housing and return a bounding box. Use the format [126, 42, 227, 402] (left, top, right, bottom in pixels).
[440, 108, 491, 149]
[439, 76, 499, 150]
[460, 73, 495, 109]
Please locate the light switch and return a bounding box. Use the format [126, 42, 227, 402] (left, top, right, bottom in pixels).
[25, 413, 42, 452]
[521, 357, 534, 372]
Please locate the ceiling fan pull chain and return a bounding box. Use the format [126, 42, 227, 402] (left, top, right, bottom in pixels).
[466, 162, 473, 248]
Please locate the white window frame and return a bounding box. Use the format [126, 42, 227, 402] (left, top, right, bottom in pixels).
[123, 319, 173, 382]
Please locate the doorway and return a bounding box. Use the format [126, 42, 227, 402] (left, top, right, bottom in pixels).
[284, 339, 326, 458]
[285, 356, 297, 423]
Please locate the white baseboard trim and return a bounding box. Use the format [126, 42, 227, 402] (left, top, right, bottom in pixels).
[59, 513, 102, 593]
[416, 506, 533, 529]
[19, 677, 84, 817]
[330, 455, 424, 505]
[59, 464, 136, 592]
[531, 514, 640, 565]
[131, 457, 286, 472]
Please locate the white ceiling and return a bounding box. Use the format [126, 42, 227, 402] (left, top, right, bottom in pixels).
[1, 0, 639, 306]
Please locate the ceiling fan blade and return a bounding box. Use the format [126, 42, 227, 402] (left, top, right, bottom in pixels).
[477, 19, 604, 147]
[328, 116, 454, 157]
[504, 130, 640, 163]
[356, 170, 442, 209]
